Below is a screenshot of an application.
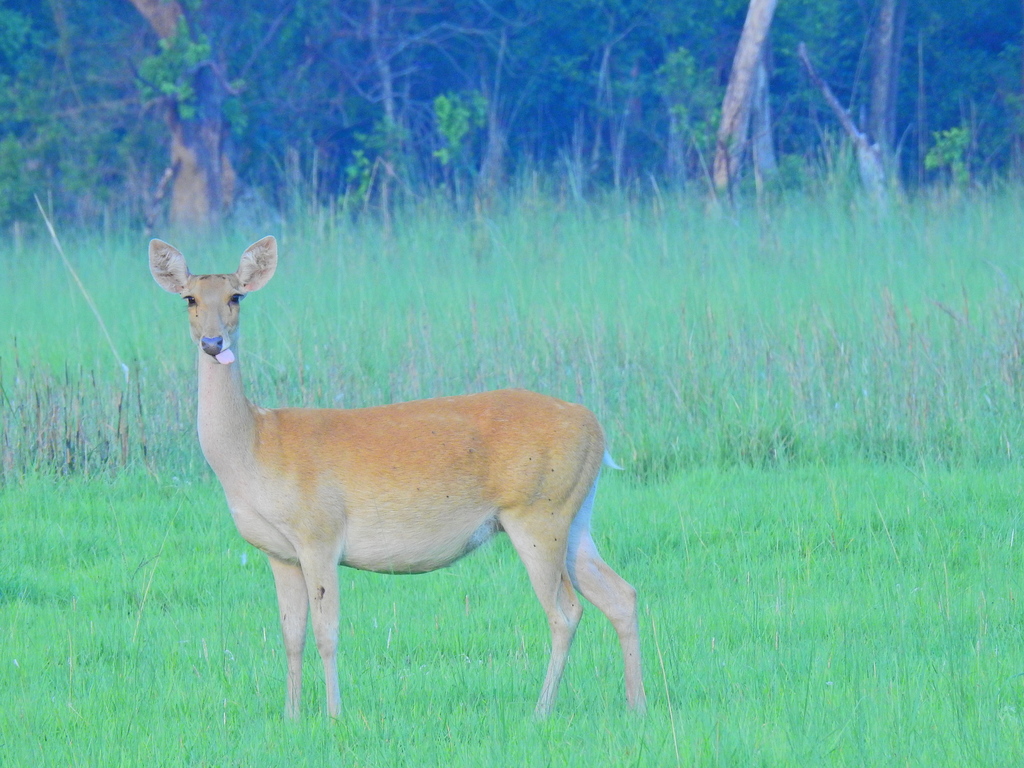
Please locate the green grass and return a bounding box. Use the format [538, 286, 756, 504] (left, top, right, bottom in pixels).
[4, 189, 1024, 764]
[2, 467, 1024, 765]
[5, 188, 1024, 477]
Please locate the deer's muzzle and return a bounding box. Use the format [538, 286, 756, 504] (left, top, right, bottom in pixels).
[201, 336, 224, 356]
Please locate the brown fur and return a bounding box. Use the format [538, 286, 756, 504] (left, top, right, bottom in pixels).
[150, 236, 646, 718]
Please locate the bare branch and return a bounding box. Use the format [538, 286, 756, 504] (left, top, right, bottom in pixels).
[237, 1, 298, 82]
[798, 42, 869, 148]
[798, 42, 887, 204]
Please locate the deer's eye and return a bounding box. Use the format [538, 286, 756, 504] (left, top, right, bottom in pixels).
[230, 293, 244, 305]
[184, 296, 197, 308]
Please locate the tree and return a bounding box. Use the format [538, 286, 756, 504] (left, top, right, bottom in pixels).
[0, 1, 165, 227]
[713, 0, 779, 197]
[331, 1, 479, 208]
[868, 0, 906, 160]
[128, 0, 236, 227]
[748, 44, 777, 193]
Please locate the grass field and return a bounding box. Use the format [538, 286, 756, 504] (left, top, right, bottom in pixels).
[3, 189, 1024, 764]
[3, 468, 1024, 765]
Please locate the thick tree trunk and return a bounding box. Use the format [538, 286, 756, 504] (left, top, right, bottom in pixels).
[128, 0, 235, 227]
[713, 0, 779, 195]
[869, 0, 906, 156]
[167, 63, 234, 226]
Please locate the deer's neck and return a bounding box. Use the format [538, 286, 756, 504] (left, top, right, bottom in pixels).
[196, 352, 259, 481]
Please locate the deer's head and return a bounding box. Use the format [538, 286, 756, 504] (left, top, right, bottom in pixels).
[150, 236, 277, 364]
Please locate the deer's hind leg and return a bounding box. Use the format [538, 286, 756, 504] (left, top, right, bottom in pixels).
[500, 508, 584, 717]
[566, 479, 646, 712]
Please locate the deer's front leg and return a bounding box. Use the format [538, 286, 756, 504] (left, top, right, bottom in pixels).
[269, 556, 309, 719]
[301, 553, 342, 718]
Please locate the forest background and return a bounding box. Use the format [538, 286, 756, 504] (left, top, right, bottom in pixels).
[1, 0, 1022, 228]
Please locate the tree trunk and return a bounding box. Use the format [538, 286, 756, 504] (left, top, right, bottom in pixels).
[665, 102, 685, 185]
[869, 0, 906, 156]
[128, 0, 235, 227]
[916, 29, 926, 185]
[368, 0, 397, 230]
[167, 62, 234, 226]
[589, 41, 613, 180]
[612, 62, 640, 190]
[750, 54, 777, 186]
[1020, 0, 1024, 172]
[713, 0, 779, 196]
[478, 30, 508, 204]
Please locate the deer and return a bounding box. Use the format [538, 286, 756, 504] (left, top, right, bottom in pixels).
[149, 235, 646, 718]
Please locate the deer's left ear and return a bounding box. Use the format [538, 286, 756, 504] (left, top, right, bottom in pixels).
[237, 236, 277, 292]
[150, 239, 191, 294]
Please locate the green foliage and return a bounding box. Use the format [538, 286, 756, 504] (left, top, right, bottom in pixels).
[0, 134, 32, 223]
[432, 91, 487, 167]
[926, 127, 971, 187]
[656, 45, 721, 181]
[222, 81, 248, 135]
[657, 46, 720, 151]
[343, 117, 409, 205]
[0, 2, 164, 226]
[137, 17, 211, 119]
[0, 8, 42, 221]
[343, 148, 371, 200]
[0, 7, 36, 73]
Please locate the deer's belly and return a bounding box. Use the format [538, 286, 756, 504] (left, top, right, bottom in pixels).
[222, 480, 500, 572]
[340, 512, 500, 574]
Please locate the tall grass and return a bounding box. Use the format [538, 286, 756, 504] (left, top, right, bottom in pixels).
[3, 188, 1024, 480]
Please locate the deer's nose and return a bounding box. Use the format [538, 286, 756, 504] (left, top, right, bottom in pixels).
[201, 336, 224, 356]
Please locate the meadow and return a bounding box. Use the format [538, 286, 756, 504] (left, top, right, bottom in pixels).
[2, 187, 1024, 764]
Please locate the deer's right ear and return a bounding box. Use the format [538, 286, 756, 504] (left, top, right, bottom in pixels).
[149, 239, 191, 294]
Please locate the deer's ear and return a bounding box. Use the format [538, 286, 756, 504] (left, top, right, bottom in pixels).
[150, 240, 191, 294]
[237, 236, 277, 292]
